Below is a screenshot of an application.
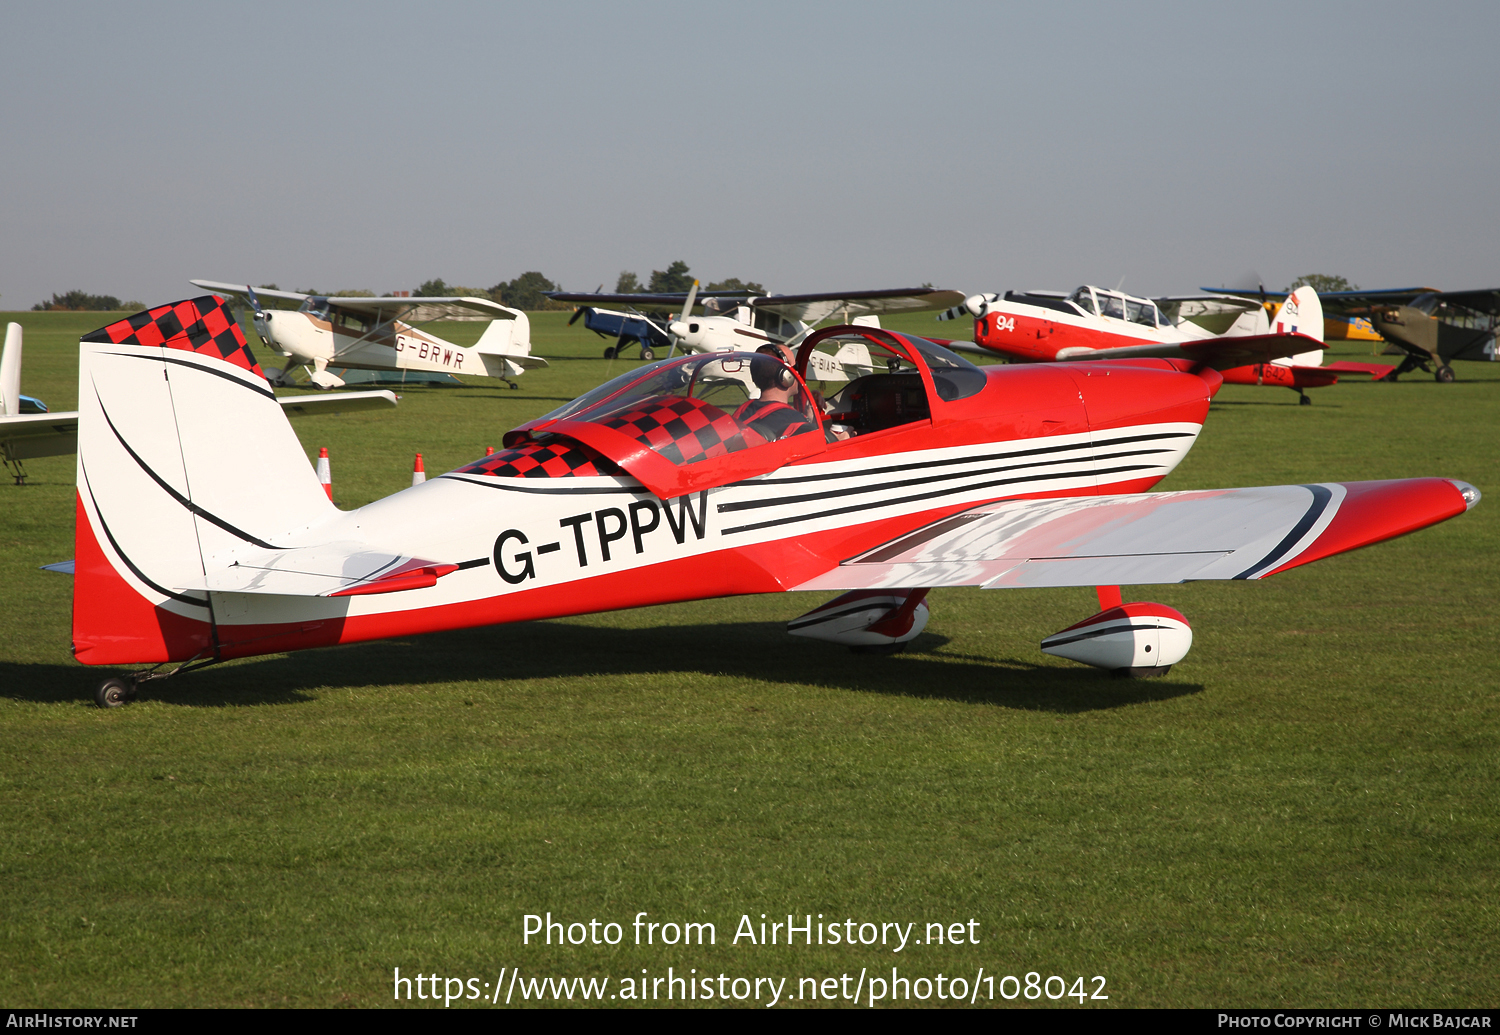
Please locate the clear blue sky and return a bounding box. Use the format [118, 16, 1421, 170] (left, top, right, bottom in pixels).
[3, 0, 1496, 307]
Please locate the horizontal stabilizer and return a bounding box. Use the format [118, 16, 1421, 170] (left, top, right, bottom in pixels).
[275, 390, 398, 416]
[1057, 330, 1324, 369]
[794, 478, 1478, 592]
[178, 542, 465, 597]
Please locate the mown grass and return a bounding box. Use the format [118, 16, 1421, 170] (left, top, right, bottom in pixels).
[0, 309, 1495, 1008]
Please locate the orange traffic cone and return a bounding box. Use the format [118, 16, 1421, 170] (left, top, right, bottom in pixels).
[316, 447, 332, 500]
[412, 452, 426, 486]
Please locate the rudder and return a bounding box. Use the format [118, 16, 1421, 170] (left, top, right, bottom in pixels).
[74, 296, 337, 664]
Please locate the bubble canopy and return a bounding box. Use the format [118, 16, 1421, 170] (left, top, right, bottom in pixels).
[505, 351, 826, 498]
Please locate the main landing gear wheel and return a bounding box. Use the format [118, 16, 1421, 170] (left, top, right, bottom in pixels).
[603, 346, 617, 359]
[1436, 366, 1456, 383]
[1298, 391, 1312, 406]
[94, 677, 132, 709]
[639, 347, 656, 361]
[1112, 666, 1172, 679]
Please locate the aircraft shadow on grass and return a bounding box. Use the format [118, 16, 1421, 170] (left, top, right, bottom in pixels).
[0, 619, 1202, 714]
[1210, 400, 1345, 410]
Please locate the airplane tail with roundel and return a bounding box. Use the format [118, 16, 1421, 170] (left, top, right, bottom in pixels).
[72, 297, 339, 665]
[1269, 285, 1325, 367]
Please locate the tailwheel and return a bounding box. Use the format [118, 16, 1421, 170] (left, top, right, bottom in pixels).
[1436, 365, 1456, 383]
[94, 677, 133, 709]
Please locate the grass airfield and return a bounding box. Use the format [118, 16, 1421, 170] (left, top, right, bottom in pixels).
[0, 309, 1496, 1008]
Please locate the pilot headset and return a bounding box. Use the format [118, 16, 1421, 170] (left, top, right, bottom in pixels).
[754, 344, 796, 390]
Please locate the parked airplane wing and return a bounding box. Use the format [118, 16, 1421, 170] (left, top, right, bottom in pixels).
[3, 391, 398, 464]
[1204, 286, 1443, 311]
[1, 412, 79, 460]
[1056, 330, 1325, 368]
[190, 280, 310, 304]
[752, 288, 968, 325]
[1420, 288, 1500, 316]
[546, 288, 967, 324]
[316, 296, 520, 319]
[191, 280, 519, 319]
[795, 478, 1477, 592]
[546, 291, 744, 309]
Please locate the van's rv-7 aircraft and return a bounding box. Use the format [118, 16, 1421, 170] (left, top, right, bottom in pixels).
[192, 280, 547, 389]
[68, 295, 1477, 707]
[0, 321, 396, 485]
[940, 285, 1395, 403]
[549, 282, 966, 382]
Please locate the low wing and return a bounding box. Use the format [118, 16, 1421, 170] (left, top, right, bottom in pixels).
[1322, 361, 1396, 378]
[177, 542, 467, 597]
[2, 392, 398, 460]
[795, 478, 1477, 592]
[753, 288, 967, 325]
[1056, 331, 1324, 369]
[0, 412, 79, 460]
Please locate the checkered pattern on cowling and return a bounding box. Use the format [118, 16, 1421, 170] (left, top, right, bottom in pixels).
[457, 440, 623, 479]
[81, 295, 264, 379]
[599, 395, 753, 466]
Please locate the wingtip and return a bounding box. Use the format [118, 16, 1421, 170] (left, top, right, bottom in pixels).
[1449, 480, 1482, 511]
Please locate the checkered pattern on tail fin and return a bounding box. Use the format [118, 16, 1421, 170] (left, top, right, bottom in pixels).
[82, 295, 264, 378]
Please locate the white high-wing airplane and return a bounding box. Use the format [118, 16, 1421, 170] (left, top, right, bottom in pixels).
[549, 283, 967, 383]
[191, 281, 548, 389]
[0, 319, 397, 485]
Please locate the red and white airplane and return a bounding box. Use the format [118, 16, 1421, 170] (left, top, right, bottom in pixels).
[941, 285, 1393, 403]
[72, 296, 1478, 706]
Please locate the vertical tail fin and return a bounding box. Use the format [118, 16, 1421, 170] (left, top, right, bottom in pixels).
[474, 310, 547, 378]
[1271, 286, 1325, 367]
[0, 323, 21, 417]
[74, 296, 337, 664]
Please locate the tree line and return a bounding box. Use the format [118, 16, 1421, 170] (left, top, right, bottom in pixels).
[32, 290, 145, 311]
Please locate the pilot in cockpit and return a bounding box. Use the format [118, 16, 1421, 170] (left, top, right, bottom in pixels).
[747, 343, 852, 441]
[734, 351, 815, 441]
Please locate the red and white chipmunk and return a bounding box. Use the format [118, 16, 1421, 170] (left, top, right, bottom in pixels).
[72, 296, 1477, 706]
[940, 284, 1394, 403]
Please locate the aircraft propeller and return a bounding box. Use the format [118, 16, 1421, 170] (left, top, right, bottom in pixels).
[244, 284, 275, 348]
[937, 293, 1000, 322]
[664, 279, 701, 359]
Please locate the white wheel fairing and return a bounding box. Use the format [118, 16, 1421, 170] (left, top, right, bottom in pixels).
[787, 591, 930, 647]
[1041, 608, 1193, 670]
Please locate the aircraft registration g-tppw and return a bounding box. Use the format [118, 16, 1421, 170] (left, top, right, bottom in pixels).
[72, 296, 1478, 707]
